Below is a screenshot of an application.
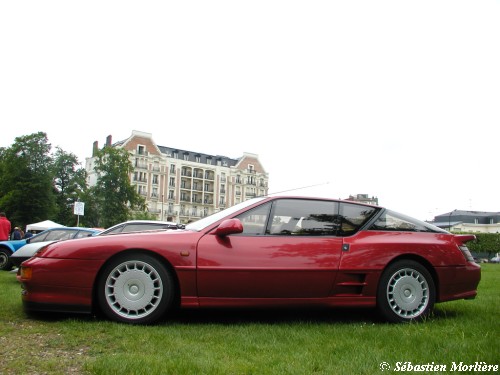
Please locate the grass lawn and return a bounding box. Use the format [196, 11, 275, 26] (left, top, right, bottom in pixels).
[0, 265, 498, 374]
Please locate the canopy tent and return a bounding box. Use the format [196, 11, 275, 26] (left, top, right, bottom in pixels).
[26, 220, 64, 232]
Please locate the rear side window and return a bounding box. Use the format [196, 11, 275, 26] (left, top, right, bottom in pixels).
[369, 209, 447, 233]
[338, 202, 378, 236]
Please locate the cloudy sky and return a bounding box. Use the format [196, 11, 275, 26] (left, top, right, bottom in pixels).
[1, 1, 499, 221]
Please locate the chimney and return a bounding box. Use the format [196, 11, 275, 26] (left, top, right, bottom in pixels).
[106, 135, 112, 147]
[92, 141, 98, 157]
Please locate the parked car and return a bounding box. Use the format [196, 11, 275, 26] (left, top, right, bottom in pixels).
[489, 253, 500, 263]
[0, 227, 100, 271]
[10, 220, 178, 267]
[19, 196, 481, 324]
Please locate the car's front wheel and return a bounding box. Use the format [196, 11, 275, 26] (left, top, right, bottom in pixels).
[0, 249, 13, 271]
[377, 260, 435, 323]
[97, 253, 175, 324]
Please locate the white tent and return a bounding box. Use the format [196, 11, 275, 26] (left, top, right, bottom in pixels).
[26, 220, 64, 232]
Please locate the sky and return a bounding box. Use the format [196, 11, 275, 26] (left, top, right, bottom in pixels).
[1, 1, 499, 222]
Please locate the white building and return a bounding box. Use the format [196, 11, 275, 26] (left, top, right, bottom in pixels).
[86, 131, 269, 224]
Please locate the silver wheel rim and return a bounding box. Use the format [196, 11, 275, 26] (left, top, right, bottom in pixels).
[386, 267, 429, 319]
[0, 253, 8, 268]
[104, 260, 163, 320]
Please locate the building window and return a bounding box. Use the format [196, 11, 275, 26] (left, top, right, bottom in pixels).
[168, 190, 174, 199]
[137, 145, 145, 155]
[184, 153, 189, 161]
[196, 155, 201, 163]
[207, 158, 212, 165]
[170, 164, 175, 173]
[474, 218, 479, 224]
[169, 177, 175, 187]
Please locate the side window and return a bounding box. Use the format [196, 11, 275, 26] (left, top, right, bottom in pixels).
[103, 225, 124, 234]
[338, 202, 377, 236]
[45, 230, 77, 241]
[74, 230, 93, 239]
[269, 199, 338, 236]
[368, 210, 440, 233]
[121, 223, 165, 233]
[235, 202, 272, 235]
[31, 232, 49, 242]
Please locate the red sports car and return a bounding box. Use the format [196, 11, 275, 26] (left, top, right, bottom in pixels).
[19, 196, 481, 324]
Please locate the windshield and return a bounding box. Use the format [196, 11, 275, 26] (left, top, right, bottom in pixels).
[185, 197, 267, 231]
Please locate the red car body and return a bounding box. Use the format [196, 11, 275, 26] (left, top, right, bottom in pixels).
[19, 196, 481, 324]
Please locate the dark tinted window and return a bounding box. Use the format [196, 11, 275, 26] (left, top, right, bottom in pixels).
[369, 209, 447, 233]
[338, 202, 378, 236]
[268, 199, 339, 236]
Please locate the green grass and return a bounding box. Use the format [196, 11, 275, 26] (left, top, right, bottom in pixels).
[0, 265, 498, 374]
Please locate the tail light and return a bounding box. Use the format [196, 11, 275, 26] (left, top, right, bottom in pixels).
[454, 234, 476, 262]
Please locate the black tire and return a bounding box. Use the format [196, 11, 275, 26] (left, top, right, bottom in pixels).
[0, 249, 13, 271]
[97, 253, 175, 324]
[377, 260, 435, 323]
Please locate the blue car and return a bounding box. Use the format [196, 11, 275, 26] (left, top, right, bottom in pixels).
[0, 227, 100, 271]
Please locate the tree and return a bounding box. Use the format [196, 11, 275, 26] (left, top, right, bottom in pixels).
[92, 146, 146, 228]
[52, 147, 88, 226]
[0, 132, 56, 229]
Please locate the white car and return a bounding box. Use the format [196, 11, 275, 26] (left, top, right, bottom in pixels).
[9, 220, 180, 268]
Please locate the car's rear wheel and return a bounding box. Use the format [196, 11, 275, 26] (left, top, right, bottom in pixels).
[97, 253, 175, 324]
[377, 260, 435, 323]
[0, 249, 13, 271]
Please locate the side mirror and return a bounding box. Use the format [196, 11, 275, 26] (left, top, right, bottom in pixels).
[213, 218, 243, 236]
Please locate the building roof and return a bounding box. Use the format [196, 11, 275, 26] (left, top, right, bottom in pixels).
[157, 146, 239, 167]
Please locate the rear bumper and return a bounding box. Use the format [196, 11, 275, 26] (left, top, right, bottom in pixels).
[435, 262, 481, 303]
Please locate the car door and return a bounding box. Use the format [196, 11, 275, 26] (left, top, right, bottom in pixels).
[196, 198, 343, 299]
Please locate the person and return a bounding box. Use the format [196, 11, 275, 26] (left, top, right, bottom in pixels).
[11, 227, 22, 240]
[24, 230, 34, 239]
[0, 212, 11, 241]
